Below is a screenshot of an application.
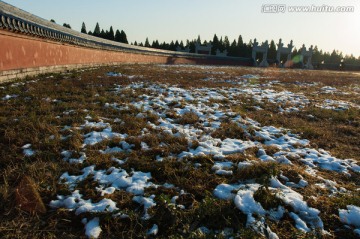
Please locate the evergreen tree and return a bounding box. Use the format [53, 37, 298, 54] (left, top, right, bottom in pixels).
[93, 23, 101, 37]
[81, 22, 87, 34]
[161, 41, 169, 50]
[228, 40, 237, 56]
[319, 49, 324, 63]
[237, 35, 244, 47]
[244, 40, 253, 58]
[268, 40, 277, 60]
[291, 47, 299, 64]
[312, 46, 322, 63]
[100, 29, 106, 39]
[169, 40, 176, 51]
[134, 41, 138, 46]
[329, 50, 342, 63]
[145, 38, 151, 47]
[114, 30, 121, 42]
[108, 26, 115, 41]
[196, 35, 202, 44]
[344, 54, 356, 64]
[120, 30, 128, 44]
[230, 38, 240, 57]
[219, 37, 224, 51]
[212, 34, 219, 55]
[189, 40, 196, 53]
[237, 35, 245, 57]
[152, 40, 160, 49]
[180, 41, 184, 49]
[224, 36, 230, 52]
[323, 51, 331, 63]
[88, 31, 93, 35]
[292, 47, 298, 57]
[50, 19, 56, 23]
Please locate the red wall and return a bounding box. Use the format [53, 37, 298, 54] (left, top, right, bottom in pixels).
[0, 30, 201, 71]
[0, 30, 251, 76]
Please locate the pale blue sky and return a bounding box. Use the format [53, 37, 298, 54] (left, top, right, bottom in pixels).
[2, 0, 360, 57]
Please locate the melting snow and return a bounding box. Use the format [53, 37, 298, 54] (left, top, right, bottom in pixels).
[50, 190, 118, 215]
[212, 161, 234, 175]
[147, 224, 159, 236]
[83, 217, 102, 239]
[83, 128, 127, 146]
[22, 144, 35, 157]
[133, 195, 156, 220]
[61, 151, 87, 164]
[320, 86, 337, 93]
[339, 205, 360, 229]
[270, 177, 324, 230]
[2, 94, 18, 100]
[51, 77, 360, 238]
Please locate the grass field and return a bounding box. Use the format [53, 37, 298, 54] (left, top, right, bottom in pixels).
[1, 64, 360, 238]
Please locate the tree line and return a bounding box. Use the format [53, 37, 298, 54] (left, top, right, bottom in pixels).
[51, 18, 359, 65]
[50, 19, 128, 44]
[134, 34, 360, 65]
[81, 22, 128, 44]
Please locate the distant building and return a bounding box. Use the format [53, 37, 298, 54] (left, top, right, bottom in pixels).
[195, 43, 212, 55]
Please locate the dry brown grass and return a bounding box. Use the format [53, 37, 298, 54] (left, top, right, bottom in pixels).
[211, 121, 249, 141]
[177, 111, 200, 125]
[1, 64, 360, 238]
[232, 161, 279, 185]
[14, 176, 47, 214]
[245, 108, 360, 161]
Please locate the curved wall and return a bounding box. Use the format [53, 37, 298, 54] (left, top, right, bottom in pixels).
[0, 30, 250, 82]
[0, 2, 251, 82]
[0, 30, 196, 71]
